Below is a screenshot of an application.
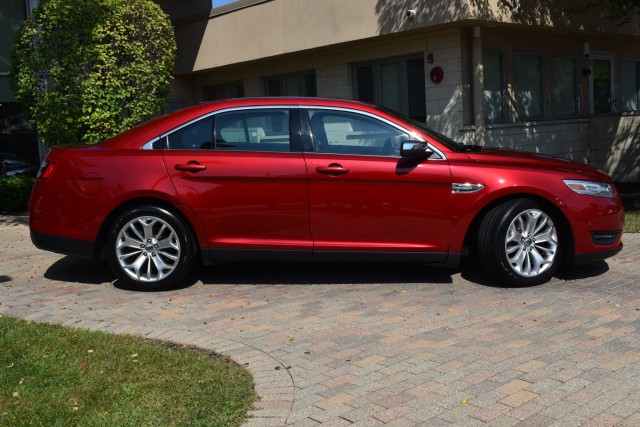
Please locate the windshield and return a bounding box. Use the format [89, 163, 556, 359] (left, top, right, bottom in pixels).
[378, 107, 463, 151]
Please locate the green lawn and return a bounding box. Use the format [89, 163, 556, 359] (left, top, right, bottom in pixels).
[0, 317, 257, 427]
[618, 182, 640, 233]
[626, 211, 640, 233]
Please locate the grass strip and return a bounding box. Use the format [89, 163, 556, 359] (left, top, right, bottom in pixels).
[0, 316, 257, 427]
[625, 211, 640, 233]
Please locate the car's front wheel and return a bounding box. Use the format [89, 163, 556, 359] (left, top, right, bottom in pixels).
[106, 206, 196, 291]
[478, 198, 561, 286]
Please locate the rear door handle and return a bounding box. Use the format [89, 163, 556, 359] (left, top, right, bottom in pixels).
[175, 161, 206, 172]
[316, 163, 349, 176]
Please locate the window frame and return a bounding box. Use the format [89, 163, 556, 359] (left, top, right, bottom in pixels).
[146, 106, 303, 152]
[301, 106, 445, 160]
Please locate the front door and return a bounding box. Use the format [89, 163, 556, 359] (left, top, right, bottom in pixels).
[304, 108, 453, 261]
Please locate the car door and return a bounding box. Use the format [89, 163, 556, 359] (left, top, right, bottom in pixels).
[162, 107, 312, 261]
[303, 107, 453, 261]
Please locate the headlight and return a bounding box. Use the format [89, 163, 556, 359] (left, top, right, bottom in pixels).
[563, 180, 614, 198]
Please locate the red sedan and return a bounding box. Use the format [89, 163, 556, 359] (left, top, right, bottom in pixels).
[29, 98, 624, 290]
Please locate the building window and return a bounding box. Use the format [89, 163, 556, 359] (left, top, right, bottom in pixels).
[514, 54, 544, 120]
[354, 56, 426, 122]
[621, 60, 640, 111]
[265, 72, 316, 97]
[552, 56, 579, 117]
[211, 0, 270, 17]
[483, 51, 507, 123]
[0, 0, 27, 102]
[203, 82, 244, 101]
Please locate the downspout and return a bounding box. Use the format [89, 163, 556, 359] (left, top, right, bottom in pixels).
[472, 26, 485, 146]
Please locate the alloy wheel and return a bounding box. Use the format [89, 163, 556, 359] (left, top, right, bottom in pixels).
[505, 209, 558, 277]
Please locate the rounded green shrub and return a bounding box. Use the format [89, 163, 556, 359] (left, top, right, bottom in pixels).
[0, 176, 35, 213]
[10, 0, 176, 146]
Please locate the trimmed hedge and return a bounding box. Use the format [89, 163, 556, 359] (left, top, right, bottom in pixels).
[0, 175, 35, 213]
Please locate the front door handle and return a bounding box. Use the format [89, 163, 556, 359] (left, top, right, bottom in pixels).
[175, 161, 206, 172]
[316, 163, 349, 176]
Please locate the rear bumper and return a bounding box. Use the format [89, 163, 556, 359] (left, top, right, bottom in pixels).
[30, 231, 97, 260]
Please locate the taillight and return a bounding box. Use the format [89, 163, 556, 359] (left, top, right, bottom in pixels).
[37, 160, 58, 180]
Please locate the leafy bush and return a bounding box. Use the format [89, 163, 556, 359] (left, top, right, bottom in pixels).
[0, 176, 35, 213]
[10, 0, 176, 146]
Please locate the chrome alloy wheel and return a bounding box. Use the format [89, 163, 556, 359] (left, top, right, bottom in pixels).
[505, 209, 558, 277]
[115, 216, 181, 282]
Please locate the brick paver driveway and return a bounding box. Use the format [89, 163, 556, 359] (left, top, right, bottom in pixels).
[2, 216, 640, 426]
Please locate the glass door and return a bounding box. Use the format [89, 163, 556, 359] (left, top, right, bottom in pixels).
[590, 54, 615, 114]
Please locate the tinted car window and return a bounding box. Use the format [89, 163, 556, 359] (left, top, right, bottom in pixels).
[308, 109, 409, 156]
[167, 117, 213, 150]
[215, 109, 291, 152]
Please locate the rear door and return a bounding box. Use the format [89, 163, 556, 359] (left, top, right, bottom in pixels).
[303, 108, 453, 261]
[162, 107, 312, 260]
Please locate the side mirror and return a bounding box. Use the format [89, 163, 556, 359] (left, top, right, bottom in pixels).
[400, 141, 434, 159]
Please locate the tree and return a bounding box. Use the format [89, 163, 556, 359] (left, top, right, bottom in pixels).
[10, 0, 176, 146]
[583, 0, 640, 24]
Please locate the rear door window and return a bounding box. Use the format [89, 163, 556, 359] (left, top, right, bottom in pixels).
[164, 109, 291, 152]
[215, 109, 291, 152]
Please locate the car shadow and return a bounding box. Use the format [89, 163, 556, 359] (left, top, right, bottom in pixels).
[44, 256, 457, 289]
[44, 256, 115, 285]
[197, 262, 456, 286]
[0, 215, 29, 226]
[42, 255, 610, 291]
[556, 261, 610, 281]
[459, 258, 611, 288]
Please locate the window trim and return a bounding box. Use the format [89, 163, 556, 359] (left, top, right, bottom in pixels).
[143, 105, 301, 151]
[143, 105, 446, 160]
[301, 106, 445, 160]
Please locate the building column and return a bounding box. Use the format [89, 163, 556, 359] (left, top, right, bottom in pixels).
[472, 26, 485, 146]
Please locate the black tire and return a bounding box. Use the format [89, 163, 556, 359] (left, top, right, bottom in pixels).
[478, 198, 562, 287]
[106, 206, 197, 291]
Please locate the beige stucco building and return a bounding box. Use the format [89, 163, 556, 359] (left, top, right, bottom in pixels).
[157, 0, 640, 182]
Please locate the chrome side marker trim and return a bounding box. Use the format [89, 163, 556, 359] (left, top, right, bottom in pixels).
[452, 183, 484, 193]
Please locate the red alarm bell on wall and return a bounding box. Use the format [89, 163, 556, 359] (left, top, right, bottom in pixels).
[430, 66, 444, 84]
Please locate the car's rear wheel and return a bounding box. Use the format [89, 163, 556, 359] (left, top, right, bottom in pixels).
[478, 198, 561, 286]
[106, 206, 196, 291]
